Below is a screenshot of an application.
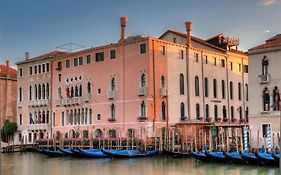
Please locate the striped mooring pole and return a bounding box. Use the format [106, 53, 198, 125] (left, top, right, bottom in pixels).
[266, 126, 272, 151]
[243, 127, 248, 151]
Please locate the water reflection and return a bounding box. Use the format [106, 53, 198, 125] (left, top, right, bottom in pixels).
[1, 153, 279, 175]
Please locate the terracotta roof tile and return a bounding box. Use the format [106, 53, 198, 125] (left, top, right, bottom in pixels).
[0, 65, 17, 79]
[249, 34, 281, 51]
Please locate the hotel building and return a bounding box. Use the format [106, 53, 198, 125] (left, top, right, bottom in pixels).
[15, 17, 248, 144]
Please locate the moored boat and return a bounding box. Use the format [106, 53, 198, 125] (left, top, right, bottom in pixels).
[224, 152, 244, 164]
[102, 149, 159, 158]
[163, 148, 190, 158]
[79, 149, 107, 158]
[60, 148, 73, 156]
[70, 148, 82, 157]
[205, 151, 226, 163]
[40, 148, 64, 157]
[190, 151, 209, 162]
[272, 153, 280, 166]
[257, 152, 275, 166]
[241, 152, 258, 165]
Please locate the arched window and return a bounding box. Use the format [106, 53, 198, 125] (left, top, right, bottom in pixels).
[29, 85, 32, 101]
[161, 101, 166, 120]
[42, 83, 45, 99]
[223, 105, 227, 120]
[238, 82, 242, 100]
[221, 80, 225, 99]
[46, 110, 49, 124]
[239, 107, 243, 120]
[111, 104, 115, 119]
[46, 83, 49, 99]
[111, 78, 115, 91]
[196, 103, 200, 119]
[273, 86, 280, 111]
[19, 87, 22, 102]
[19, 114, 22, 125]
[204, 77, 208, 97]
[141, 73, 146, 87]
[95, 129, 103, 138]
[38, 84, 41, 99]
[75, 86, 79, 97]
[245, 83, 248, 101]
[71, 86, 74, 97]
[140, 101, 146, 117]
[213, 79, 217, 98]
[161, 76, 165, 88]
[109, 129, 117, 138]
[214, 105, 218, 120]
[195, 76, 199, 96]
[42, 111, 46, 123]
[230, 81, 233, 100]
[263, 87, 270, 111]
[87, 82, 91, 94]
[205, 104, 209, 120]
[179, 74, 184, 95]
[180, 102, 185, 119]
[262, 56, 269, 75]
[79, 84, 82, 96]
[89, 109, 92, 124]
[35, 85, 37, 100]
[231, 106, 234, 120]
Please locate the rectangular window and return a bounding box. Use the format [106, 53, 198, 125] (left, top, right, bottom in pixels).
[243, 65, 248, 73]
[66, 59, 70, 68]
[46, 63, 50, 72]
[262, 124, 270, 138]
[61, 112, 64, 126]
[221, 59, 225, 67]
[214, 57, 217, 66]
[86, 55, 91, 64]
[194, 53, 199, 62]
[110, 50, 116, 59]
[58, 74, 61, 82]
[42, 64, 45, 73]
[238, 63, 241, 72]
[29, 66, 32, 75]
[53, 113, 56, 127]
[230, 62, 233, 70]
[74, 58, 78, 66]
[79, 57, 83, 65]
[96, 52, 104, 62]
[160, 45, 166, 55]
[19, 68, 23, 76]
[205, 56, 208, 64]
[97, 114, 101, 120]
[34, 66, 37, 74]
[179, 50, 184, 59]
[140, 43, 146, 54]
[57, 61, 62, 70]
[173, 38, 177, 43]
[38, 65, 41, 73]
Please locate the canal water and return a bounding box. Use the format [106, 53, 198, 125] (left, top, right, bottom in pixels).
[1, 152, 280, 175]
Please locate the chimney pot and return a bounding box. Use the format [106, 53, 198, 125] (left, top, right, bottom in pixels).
[25, 52, 29, 60]
[120, 17, 128, 42]
[185, 21, 192, 47]
[6, 60, 10, 68]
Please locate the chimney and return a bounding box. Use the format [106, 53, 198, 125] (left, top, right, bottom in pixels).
[120, 17, 128, 42]
[6, 60, 10, 78]
[25, 52, 29, 60]
[185, 22, 192, 47]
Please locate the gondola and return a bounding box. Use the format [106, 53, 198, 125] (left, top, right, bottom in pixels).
[224, 152, 244, 164]
[241, 152, 258, 165]
[272, 153, 280, 166]
[162, 148, 190, 158]
[60, 148, 74, 156]
[79, 149, 107, 158]
[40, 148, 64, 157]
[205, 151, 226, 163]
[70, 148, 82, 157]
[257, 152, 275, 166]
[101, 149, 159, 158]
[190, 151, 209, 162]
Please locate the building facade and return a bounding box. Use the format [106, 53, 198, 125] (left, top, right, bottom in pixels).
[15, 17, 248, 144]
[248, 34, 281, 149]
[0, 60, 17, 128]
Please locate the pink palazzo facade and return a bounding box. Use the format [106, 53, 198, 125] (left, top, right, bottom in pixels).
[15, 17, 248, 143]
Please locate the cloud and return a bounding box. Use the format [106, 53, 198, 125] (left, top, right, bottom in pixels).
[265, 30, 270, 33]
[261, 0, 278, 6]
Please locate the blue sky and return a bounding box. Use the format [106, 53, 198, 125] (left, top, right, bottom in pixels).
[0, 0, 280, 67]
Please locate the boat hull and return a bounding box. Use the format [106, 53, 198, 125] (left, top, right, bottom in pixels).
[80, 149, 107, 158]
[40, 148, 64, 157]
[190, 152, 209, 162]
[163, 148, 190, 158]
[102, 149, 159, 158]
[224, 152, 244, 164]
[60, 148, 73, 156]
[241, 152, 258, 165]
[205, 152, 226, 163]
[257, 153, 275, 166]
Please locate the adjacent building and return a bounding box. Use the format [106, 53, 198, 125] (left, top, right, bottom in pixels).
[248, 34, 281, 149]
[0, 60, 17, 128]
[15, 17, 249, 145]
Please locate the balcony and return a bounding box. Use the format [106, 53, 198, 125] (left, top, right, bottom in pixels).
[161, 87, 167, 97]
[138, 87, 147, 96]
[62, 97, 82, 106]
[108, 90, 116, 100]
[17, 101, 23, 108]
[28, 123, 49, 130]
[84, 93, 91, 102]
[138, 116, 147, 121]
[28, 99, 49, 107]
[258, 74, 270, 84]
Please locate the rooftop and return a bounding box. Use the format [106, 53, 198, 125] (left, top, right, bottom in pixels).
[249, 34, 281, 51]
[0, 64, 17, 79]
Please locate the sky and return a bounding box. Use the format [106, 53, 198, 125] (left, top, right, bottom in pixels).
[0, 0, 280, 67]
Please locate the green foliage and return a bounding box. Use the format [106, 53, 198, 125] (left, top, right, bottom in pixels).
[2, 120, 17, 137]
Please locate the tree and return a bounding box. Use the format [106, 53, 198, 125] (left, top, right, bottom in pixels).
[2, 120, 17, 143]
